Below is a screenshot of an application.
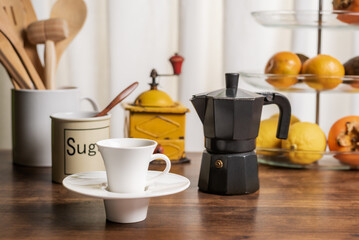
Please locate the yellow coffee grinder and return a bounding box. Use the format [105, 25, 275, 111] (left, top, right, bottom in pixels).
[122, 53, 190, 163]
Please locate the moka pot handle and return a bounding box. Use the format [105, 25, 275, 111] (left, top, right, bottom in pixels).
[259, 92, 291, 139]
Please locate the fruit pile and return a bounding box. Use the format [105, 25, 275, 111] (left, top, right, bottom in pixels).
[264, 51, 359, 90]
[257, 115, 359, 166]
[257, 115, 326, 165]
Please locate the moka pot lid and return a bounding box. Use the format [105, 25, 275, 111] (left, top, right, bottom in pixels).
[193, 73, 264, 100]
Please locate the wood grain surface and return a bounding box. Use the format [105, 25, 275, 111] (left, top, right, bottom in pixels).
[0, 150, 359, 239]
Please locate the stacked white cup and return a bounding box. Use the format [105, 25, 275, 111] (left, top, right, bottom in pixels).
[96, 138, 171, 223]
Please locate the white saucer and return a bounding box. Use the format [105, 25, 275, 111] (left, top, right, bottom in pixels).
[63, 171, 190, 223]
[63, 170, 190, 199]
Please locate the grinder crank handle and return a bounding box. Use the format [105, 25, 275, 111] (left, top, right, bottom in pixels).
[260, 92, 291, 139]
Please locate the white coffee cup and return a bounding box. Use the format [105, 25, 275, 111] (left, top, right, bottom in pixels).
[11, 88, 98, 167]
[96, 138, 171, 193]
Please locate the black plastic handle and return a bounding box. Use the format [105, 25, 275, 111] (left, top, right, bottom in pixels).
[259, 92, 291, 139]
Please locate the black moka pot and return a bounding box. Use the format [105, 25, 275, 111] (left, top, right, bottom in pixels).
[191, 73, 291, 195]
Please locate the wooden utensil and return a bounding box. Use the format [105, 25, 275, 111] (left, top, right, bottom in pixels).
[0, 32, 33, 89]
[0, 50, 27, 89]
[95, 82, 139, 117]
[50, 0, 87, 69]
[0, 0, 32, 88]
[0, 7, 45, 89]
[1, 0, 44, 81]
[12, 80, 21, 90]
[27, 19, 69, 89]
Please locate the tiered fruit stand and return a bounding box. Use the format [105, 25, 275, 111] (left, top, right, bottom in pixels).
[241, 0, 359, 170]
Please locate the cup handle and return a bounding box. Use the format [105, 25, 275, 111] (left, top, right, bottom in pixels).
[81, 97, 99, 112]
[146, 153, 171, 187]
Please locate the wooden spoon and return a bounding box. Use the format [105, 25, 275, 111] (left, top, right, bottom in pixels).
[50, 0, 87, 69]
[0, 32, 33, 89]
[0, 6, 45, 89]
[95, 82, 139, 117]
[1, 0, 44, 81]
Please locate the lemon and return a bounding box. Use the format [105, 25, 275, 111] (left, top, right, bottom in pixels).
[256, 119, 281, 157]
[257, 119, 281, 148]
[257, 115, 300, 156]
[281, 122, 327, 164]
[270, 113, 300, 125]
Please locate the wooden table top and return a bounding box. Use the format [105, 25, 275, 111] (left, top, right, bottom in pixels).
[1, 150, 359, 239]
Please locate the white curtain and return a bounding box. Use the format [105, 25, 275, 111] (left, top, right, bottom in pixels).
[0, 0, 358, 152]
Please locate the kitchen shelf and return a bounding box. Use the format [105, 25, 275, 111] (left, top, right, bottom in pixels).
[252, 10, 359, 29]
[240, 72, 359, 93]
[257, 147, 359, 170]
[250, 1, 359, 170]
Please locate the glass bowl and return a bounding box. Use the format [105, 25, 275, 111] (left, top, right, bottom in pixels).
[252, 10, 359, 29]
[256, 147, 359, 170]
[239, 71, 359, 93]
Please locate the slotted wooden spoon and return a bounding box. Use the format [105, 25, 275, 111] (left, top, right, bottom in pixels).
[0, 32, 33, 89]
[0, 0, 44, 81]
[51, 0, 87, 69]
[0, 6, 45, 89]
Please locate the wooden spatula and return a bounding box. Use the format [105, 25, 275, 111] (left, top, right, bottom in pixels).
[0, 7, 45, 89]
[0, 32, 33, 89]
[51, 0, 87, 69]
[1, 0, 44, 81]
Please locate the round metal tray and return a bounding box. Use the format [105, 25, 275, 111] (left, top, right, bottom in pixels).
[256, 147, 359, 170]
[239, 71, 359, 93]
[252, 10, 359, 29]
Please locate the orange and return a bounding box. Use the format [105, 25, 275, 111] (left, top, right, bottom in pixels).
[302, 54, 344, 90]
[265, 51, 301, 88]
[328, 116, 359, 166]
